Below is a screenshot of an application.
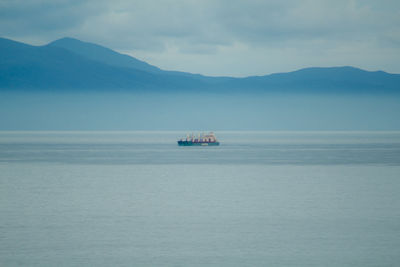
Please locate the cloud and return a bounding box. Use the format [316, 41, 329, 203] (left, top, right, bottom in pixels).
[0, 0, 95, 36]
[1, 0, 400, 75]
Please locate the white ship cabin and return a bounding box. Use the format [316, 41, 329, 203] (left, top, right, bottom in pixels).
[181, 132, 217, 142]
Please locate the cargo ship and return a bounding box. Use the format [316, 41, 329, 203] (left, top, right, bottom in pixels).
[177, 132, 220, 146]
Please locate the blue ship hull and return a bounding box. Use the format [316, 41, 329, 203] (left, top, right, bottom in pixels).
[178, 140, 220, 146]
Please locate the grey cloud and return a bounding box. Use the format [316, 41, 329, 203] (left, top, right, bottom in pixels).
[2, 0, 399, 47]
[212, 0, 400, 46]
[0, 0, 105, 40]
[1, 0, 400, 75]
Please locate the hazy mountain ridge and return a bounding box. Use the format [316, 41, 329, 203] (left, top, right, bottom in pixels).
[1, 37, 399, 93]
[47, 37, 162, 74]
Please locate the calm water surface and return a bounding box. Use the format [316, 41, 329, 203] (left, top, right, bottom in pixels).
[1, 131, 400, 266]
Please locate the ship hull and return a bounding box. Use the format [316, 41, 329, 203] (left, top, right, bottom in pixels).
[178, 141, 219, 146]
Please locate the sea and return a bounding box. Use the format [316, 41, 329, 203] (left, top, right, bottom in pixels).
[1, 131, 400, 267]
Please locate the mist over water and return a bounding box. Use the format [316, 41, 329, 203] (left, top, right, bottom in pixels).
[1, 91, 400, 130]
[1, 131, 400, 266]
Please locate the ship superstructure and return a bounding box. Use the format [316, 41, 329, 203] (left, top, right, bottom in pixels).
[177, 132, 220, 146]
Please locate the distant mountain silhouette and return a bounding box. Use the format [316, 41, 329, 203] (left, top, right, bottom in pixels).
[48, 37, 162, 73]
[235, 66, 400, 93]
[1, 37, 399, 93]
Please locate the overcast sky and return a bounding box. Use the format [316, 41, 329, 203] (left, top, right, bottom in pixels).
[1, 0, 400, 76]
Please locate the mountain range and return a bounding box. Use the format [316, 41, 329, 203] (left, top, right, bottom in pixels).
[1, 37, 399, 93]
